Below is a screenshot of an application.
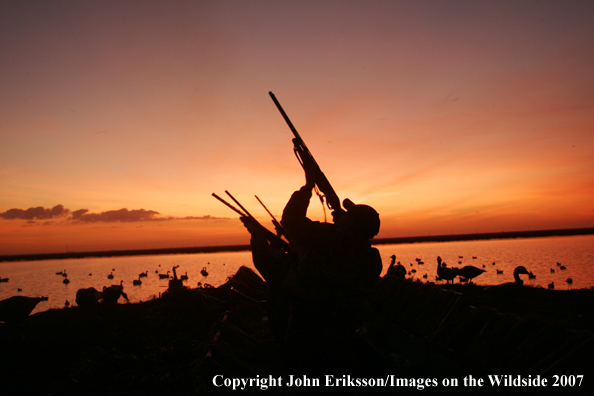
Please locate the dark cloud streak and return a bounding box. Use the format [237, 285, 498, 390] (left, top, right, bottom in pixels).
[0, 205, 229, 222]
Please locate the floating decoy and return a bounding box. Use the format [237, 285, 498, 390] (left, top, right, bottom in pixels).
[560, 266, 566, 270]
[0, 277, 9, 283]
[411, 269, 417, 273]
[56, 270, 63, 275]
[89, 273, 92, 276]
[528, 271, 536, 279]
[496, 269, 504, 274]
[133, 276, 142, 286]
[159, 271, 171, 279]
[63, 276, 70, 284]
[548, 282, 555, 289]
[472, 256, 477, 259]
[436, 256, 460, 284]
[566, 278, 573, 284]
[107, 271, 114, 279]
[456, 265, 486, 283]
[139, 271, 148, 278]
[557, 262, 561, 266]
[386, 255, 406, 278]
[422, 274, 428, 279]
[17, 288, 22, 292]
[201, 267, 209, 277]
[550, 268, 555, 273]
[65, 300, 70, 307]
[180, 272, 189, 281]
[0, 296, 48, 323]
[62, 271, 68, 278]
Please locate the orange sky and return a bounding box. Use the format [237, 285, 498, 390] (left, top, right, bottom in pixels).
[1, 1, 594, 255]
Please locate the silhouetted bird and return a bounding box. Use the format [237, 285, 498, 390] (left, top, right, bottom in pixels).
[63, 276, 70, 284]
[496, 269, 503, 274]
[457, 265, 486, 283]
[436, 256, 460, 284]
[133, 276, 142, 286]
[566, 278, 573, 284]
[0, 277, 9, 283]
[0, 296, 48, 323]
[560, 266, 566, 270]
[548, 282, 555, 290]
[65, 300, 70, 307]
[159, 271, 170, 279]
[201, 267, 209, 277]
[76, 287, 101, 312]
[139, 271, 148, 278]
[107, 271, 114, 279]
[180, 272, 189, 281]
[528, 271, 536, 279]
[483, 266, 531, 297]
[102, 284, 128, 304]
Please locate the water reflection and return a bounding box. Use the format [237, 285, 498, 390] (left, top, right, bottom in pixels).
[1, 235, 592, 316]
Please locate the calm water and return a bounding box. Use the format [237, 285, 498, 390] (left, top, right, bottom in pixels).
[1, 235, 593, 316]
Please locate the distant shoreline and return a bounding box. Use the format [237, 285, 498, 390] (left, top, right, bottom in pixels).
[1, 227, 593, 263]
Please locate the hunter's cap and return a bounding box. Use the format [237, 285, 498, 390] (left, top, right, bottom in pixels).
[342, 198, 380, 238]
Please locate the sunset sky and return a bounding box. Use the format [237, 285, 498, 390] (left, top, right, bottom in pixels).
[1, 1, 593, 255]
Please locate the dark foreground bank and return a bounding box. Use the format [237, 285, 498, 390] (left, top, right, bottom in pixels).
[1, 267, 593, 395]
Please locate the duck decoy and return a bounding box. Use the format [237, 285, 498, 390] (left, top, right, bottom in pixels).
[436, 256, 460, 284]
[386, 255, 406, 278]
[456, 265, 486, 283]
[0, 296, 49, 323]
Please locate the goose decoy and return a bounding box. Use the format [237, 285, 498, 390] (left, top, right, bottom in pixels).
[386, 255, 406, 278]
[456, 265, 486, 283]
[102, 284, 128, 305]
[76, 287, 102, 312]
[436, 256, 460, 284]
[158, 271, 171, 279]
[483, 266, 531, 296]
[0, 296, 49, 323]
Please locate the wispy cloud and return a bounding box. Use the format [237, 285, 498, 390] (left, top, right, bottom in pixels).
[0, 205, 229, 222]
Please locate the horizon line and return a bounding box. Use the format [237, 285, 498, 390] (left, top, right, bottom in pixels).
[2, 226, 593, 263]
